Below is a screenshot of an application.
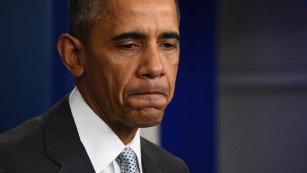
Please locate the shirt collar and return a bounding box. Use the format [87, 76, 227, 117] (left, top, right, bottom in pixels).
[69, 87, 142, 173]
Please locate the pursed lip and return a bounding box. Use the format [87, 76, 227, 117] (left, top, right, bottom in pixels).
[129, 90, 167, 97]
[130, 89, 167, 96]
[128, 92, 167, 102]
[126, 83, 169, 99]
[126, 87, 169, 108]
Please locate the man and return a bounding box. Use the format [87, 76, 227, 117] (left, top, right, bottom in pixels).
[0, 0, 189, 172]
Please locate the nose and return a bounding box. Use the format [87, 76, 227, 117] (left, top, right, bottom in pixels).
[136, 45, 166, 79]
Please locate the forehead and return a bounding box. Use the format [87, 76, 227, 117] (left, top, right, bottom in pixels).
[105, 0, 176, 13]
[102, 0, 178, 25]
[88, 0, 179, 43]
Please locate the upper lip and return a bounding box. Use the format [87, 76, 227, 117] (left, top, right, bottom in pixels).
[130, 89, 167, 96]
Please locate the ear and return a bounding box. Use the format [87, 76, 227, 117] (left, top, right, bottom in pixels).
[57, 34, 85, 77]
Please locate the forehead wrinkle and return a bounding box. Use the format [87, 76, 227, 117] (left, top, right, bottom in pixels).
[132, 3, 175, 21]
[126, 8, 178, 36]
[104, 0, 176, 21]
[91, 0, 179, 42]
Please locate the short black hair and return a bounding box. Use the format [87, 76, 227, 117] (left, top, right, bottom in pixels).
[68, 0, 180, 44]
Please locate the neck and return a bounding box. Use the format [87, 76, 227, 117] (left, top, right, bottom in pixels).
[75, 82, 138, 145]
[111, 125, 138, 145]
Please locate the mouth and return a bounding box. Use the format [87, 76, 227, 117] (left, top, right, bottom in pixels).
[130, 91, 167, 96]
[129, 91, 167, 101]
[125, 86, 169, 109]
[125, 82, 169, 105]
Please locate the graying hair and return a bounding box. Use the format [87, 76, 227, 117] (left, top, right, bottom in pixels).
[68, 0, 180, 44]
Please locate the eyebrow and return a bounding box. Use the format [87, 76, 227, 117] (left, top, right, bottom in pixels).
[110, 32, 146, 42]
[159, 32, 180, 41]
[110, 31, 180, 42]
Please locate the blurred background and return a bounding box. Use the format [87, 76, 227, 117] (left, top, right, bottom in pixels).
[0, 0, 306, 173]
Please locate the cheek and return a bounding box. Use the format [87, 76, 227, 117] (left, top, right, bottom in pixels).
[167, 53, 179, 76]
[166, 61, 179, 99]
[168, 59, 179, 82]
[111, 64, 138, 104]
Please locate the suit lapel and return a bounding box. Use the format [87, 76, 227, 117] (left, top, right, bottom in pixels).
[141, 138, 163, 173]
[42, 96, 95, 173]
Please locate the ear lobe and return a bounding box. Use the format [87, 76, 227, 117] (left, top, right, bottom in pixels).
[57, 34, 84, 77]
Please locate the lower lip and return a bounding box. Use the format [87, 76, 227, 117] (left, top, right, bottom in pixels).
[130, 93, 165, 100]
[126, 93, 168, 108]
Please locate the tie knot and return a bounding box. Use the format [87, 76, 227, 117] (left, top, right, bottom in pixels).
[117, 147, 140, 173]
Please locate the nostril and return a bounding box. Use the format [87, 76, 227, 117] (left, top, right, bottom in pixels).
[141, 71, 165, 79]
[139, 64, 165, 78]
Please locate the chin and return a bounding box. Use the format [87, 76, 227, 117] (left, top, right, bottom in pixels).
[129, 108, 165, 128]
[135, 120, 162, 128]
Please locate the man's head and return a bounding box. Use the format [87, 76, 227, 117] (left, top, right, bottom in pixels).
[68, 0, 180, 44]
[58, 0, 180, 141]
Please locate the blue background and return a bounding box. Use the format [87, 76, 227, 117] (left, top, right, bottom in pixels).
[0, 0, 216, 172]
[161, 1, 216, 173]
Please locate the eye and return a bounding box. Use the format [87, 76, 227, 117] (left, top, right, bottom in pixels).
[121, 44, 136, 49]
[160, 42, 178, 50]
[117, 43, 139, 50]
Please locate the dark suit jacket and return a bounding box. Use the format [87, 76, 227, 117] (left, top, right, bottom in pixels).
[0, 96, 189, 173]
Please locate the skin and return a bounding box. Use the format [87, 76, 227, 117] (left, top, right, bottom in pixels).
[57, 0, 180, 144]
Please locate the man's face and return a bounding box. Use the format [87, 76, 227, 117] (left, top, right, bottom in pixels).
[80, 0, 179, 128]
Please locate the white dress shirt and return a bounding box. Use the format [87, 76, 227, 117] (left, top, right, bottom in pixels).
[69, 87, 143, 173]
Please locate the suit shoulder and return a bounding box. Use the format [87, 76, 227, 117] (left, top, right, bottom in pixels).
[0, 116, 44, 157]
[0, 115, 61, 172]
[141, 137, 174, 159]
[141, 137, 190, 172]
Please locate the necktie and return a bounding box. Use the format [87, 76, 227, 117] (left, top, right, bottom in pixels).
[117, 147, 140, 173]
